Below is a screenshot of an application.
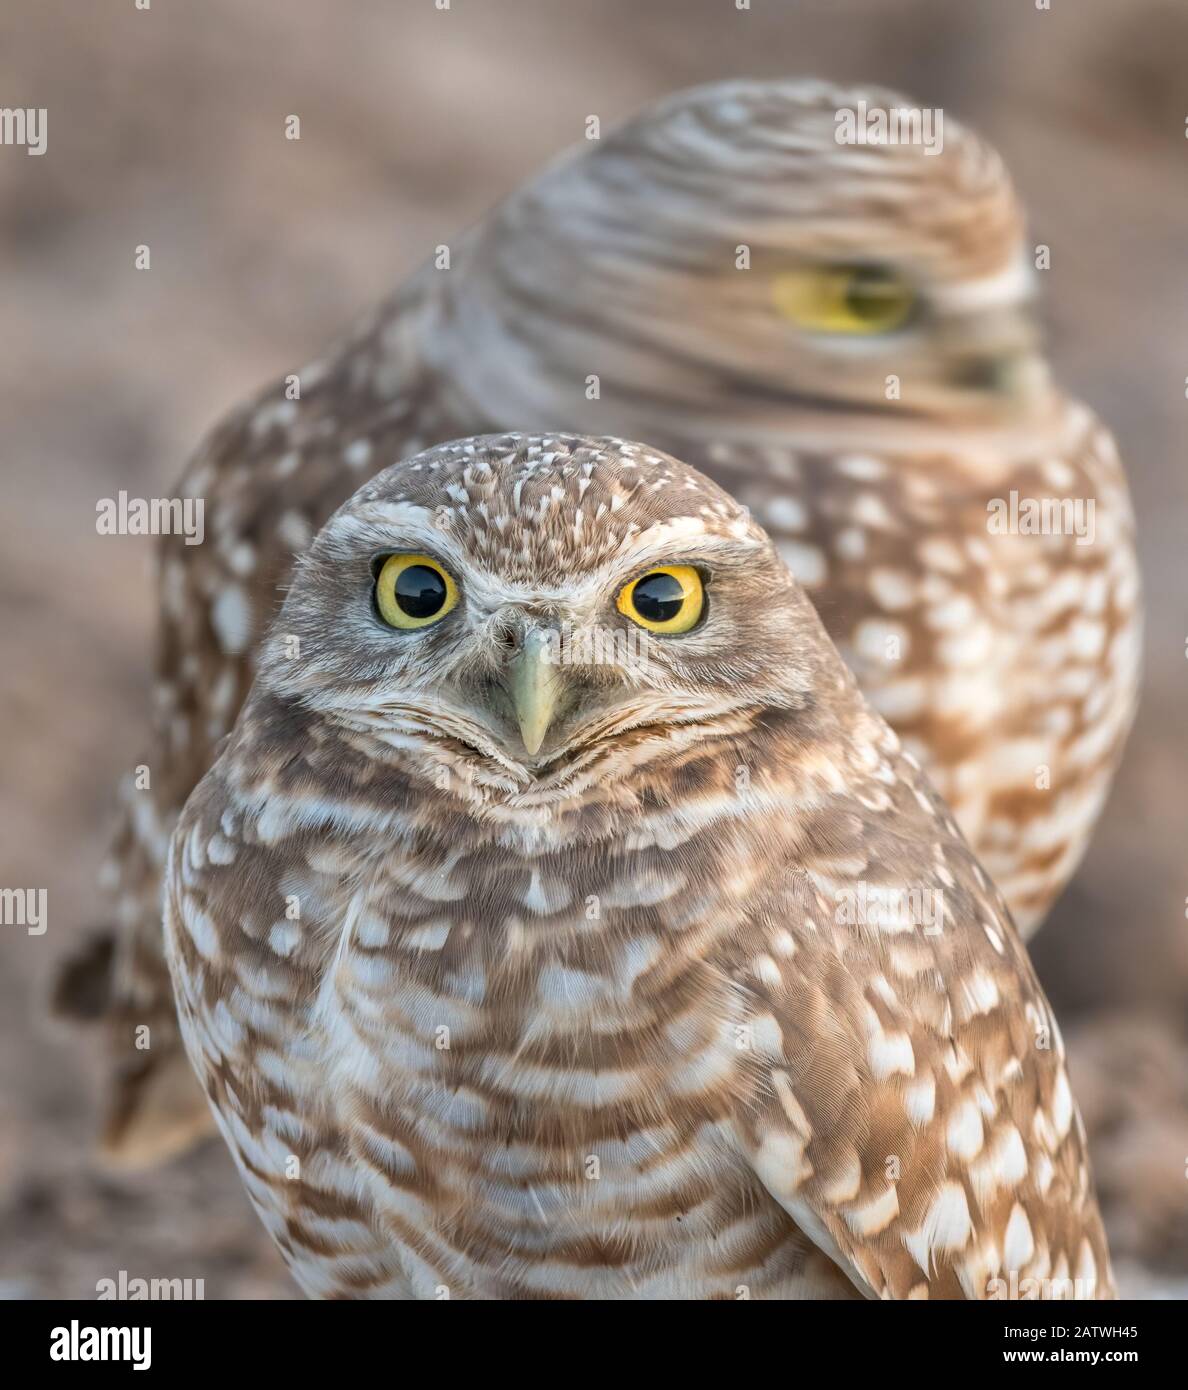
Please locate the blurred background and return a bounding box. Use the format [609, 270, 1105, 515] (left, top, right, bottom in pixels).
[1, 0, 1185, 1298]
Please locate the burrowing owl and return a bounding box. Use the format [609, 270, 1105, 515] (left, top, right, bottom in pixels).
[65, 79, 1139, 1163]
[165, 434, 1113, 1300]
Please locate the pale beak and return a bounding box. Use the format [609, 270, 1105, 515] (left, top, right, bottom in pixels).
[507, 628, 561, 756]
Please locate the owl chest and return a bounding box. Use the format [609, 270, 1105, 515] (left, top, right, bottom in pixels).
[320, 919, 755, 1140]
[303, 878, 783, 1290]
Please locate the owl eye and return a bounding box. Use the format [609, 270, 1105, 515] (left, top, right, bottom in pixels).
[616, 565, 704, 634]
[772, 264, 916, 335]
[374, 553, 459, 630]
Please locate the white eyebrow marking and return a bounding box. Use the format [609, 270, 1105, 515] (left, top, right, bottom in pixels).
[930, 258, 1034, 314]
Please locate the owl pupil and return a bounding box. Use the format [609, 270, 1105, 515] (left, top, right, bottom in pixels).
[633, 572, 685, 623]
[846, 268, 899, 322]
[395, 565, 447, 618]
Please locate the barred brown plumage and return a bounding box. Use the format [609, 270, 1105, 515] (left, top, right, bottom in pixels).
[164, 434, 1113, 1299]
[71, 78, 1138, 1175]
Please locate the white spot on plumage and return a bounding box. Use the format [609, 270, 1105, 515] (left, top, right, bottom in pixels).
[947, 1100, 985, 1159]
[211, 585, 252, 655]
[1003, 1204, 1035, 1273]
[854, 619, 910, 664]
[268, 921, 300, 957]
[776, 540, 826, 587]
[844, 1185, 899, 1236]
[868, 1029, 915, 1079]
[404, 920, 451, 951]
[182, 903, 220, 960]
[753, 954, 782, 989]
[970, 1124, 1028, 1206]
[837, 454, 886, 481]
[754, 1129, 812, 1196]
[765, 496, 808, 531]
[958, 970, 1000, 1021]
[904, 1183, 973, 1273]
[834, 526, 866, 561]
[903, 1074, 936, 1125]
[869, 568, 916, 610]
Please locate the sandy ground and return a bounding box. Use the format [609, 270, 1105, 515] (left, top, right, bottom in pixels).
[1, 0, 1186, 1298]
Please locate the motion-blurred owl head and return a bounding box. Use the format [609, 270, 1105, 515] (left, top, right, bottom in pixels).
[261, 434, 829, 790]
[441, 79, 1051, 430]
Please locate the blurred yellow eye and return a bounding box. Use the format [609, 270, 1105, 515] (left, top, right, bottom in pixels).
[772, 265, 915, 335]
[375, 553, 458, 630]
[616, 565, 703, 634]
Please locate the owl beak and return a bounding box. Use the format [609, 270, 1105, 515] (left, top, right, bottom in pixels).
[507, 627, 562, 757]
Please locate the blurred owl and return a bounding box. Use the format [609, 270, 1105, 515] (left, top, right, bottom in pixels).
[164, 433, 1113, 1300]
[59, 79, 1138, 1165]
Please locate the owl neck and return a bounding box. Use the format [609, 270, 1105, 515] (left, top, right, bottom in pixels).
[238, 689, 831, 860]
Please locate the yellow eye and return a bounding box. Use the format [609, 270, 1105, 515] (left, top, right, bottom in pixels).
[616, 565, 704, 634]
[772, 264, 916, 335]
[374, 553, 458, 630]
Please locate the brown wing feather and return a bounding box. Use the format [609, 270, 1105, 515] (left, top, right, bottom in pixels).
[729, 703, 1114, 1298]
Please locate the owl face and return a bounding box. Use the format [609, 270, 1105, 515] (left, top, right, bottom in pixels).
[260, 435, 820, 784]
[464, 79, 1051, 426]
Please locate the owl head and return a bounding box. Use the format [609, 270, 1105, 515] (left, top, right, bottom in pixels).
[440, 79, 1051, 432]
[258, 434, 839, 793]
